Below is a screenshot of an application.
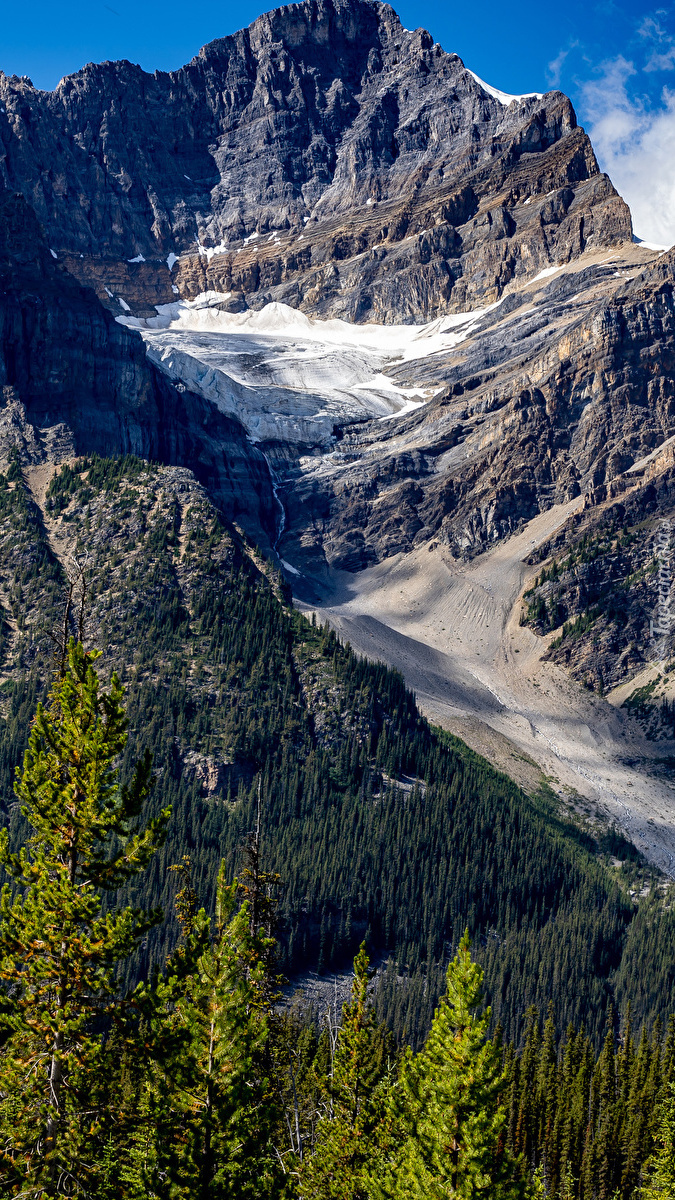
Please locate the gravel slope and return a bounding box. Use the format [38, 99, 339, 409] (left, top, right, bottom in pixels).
[300, 499, 675, 875]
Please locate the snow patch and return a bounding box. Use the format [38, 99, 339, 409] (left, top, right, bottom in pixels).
[166, 252, 178, 271]
[127, 254, 145, 263]
[118, 298, 498, 446]
[104, 286, 114, 298]
[49, 248, 58, 259]
[196, 240, 229, 262]
[118, 297, 131, 312]
[467, 69, 543, 106]
[122, 297, 500, 363]
[172, 285, 179, 294]
[531, 265, 563, 283]
[633, 235, 673, 252]
[243, 231, 260, 246]
[280, 559, 301, 576]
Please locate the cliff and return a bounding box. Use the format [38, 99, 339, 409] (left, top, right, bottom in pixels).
[0, 0, 631, 320]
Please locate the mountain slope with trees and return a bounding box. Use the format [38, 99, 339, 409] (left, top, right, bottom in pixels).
[0, 443, 669, 1053]
[0, 644, 672, 1199]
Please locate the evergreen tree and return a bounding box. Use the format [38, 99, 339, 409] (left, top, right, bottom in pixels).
[0, 639, 169, 1196]
[298, 942, 393, 1200]
[383, 932, 529, 1200]
[135, 860, 284, 1199]
[641, 1081, 675, 1200]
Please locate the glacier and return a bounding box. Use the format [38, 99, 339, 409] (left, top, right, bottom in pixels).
[118, 296, 494, 446]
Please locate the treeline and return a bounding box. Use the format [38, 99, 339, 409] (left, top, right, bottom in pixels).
[0, 454, 672, 1050]
[0, 642, 674, 1199]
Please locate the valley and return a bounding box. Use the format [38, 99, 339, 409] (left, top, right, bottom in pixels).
[3, 1, 675, 1191]
[115, 239, 675, 874]
[303, 502, 675, 877]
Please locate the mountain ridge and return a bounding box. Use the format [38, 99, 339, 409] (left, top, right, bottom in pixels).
[0, 0, 630, 320]
[2, 0, 675, 866]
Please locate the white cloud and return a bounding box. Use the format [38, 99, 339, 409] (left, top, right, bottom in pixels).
[547, 42, 580, 90]
[579, 56, 675, 246]
[638, 15, 675, 72]
[644, 47, 675, 72]
[547, 49, 569, 89]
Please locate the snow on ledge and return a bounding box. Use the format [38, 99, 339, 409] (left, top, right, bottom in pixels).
[196, 240, 229, 262]
[117, 296, 499, 361]
[531, 265, 563, 283]
[467, 69, 543, 106]
[117, 298, 504, 440]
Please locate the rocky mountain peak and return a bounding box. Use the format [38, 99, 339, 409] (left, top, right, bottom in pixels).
[2, 0, 675, 855]
[0, 0, 630, 321]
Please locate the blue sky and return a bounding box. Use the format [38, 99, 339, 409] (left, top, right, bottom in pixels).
[1, 0, 674, 243]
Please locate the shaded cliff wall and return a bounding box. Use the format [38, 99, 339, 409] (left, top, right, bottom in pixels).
[0, 189, 275, 536]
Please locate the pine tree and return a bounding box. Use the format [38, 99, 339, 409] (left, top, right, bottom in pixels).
[135, 860, 284, 1199]
[0, 639, 169, 1196]
[299, 942, 394, 1200]
[641, 1081, 675, 1200]
[384, 932, 529, 1200]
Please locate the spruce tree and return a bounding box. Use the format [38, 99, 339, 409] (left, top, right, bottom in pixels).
[299, 942, 393, 1200]
[0, 639, 169, 1196]
[384, 932, 529, 1200]
[135, 861, 284, 1199]
[642, 1081, 675, 1200]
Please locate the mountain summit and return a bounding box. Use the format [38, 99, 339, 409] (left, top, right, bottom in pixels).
[2, 0, 675, 864]
[0, 0, 630, 320]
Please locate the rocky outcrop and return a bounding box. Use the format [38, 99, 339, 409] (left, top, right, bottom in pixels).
[1, 0, 675, 719]
[0, 0, 631, 320]
[0, 0, 666, 610]
[274, 245, 675, 573]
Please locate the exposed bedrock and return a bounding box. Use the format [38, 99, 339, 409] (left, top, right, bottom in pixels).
[277, 249, 675, 572]
[0, 0, 631, 320]
[1, 0, 671, 587]
[0, 189, 276, 540]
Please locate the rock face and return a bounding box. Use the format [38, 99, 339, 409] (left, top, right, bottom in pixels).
[0, 189, 276, 540]
[3, 0, 675, 700]
[0, 0, 630, 321]
[270, 242, 675, 572]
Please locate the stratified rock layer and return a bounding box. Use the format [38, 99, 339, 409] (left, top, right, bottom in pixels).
[277, 246, 675, 573]
[0, 0, 631, 320]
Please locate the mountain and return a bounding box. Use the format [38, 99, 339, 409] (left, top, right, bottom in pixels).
[1, 0, 675, 885]
[0, 438, 670, 1049]
[0, 187, 278, 537]
[0, 0, 629, 321]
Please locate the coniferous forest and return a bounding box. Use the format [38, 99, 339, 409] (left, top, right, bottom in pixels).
[0, 455, 674, 1196]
